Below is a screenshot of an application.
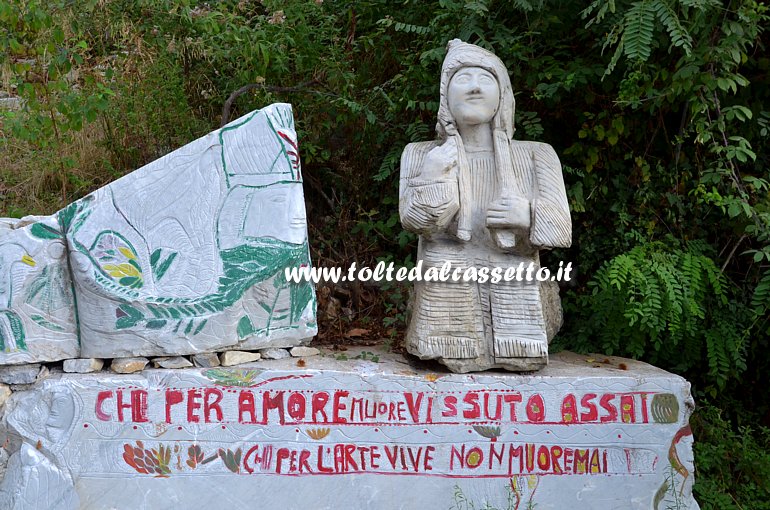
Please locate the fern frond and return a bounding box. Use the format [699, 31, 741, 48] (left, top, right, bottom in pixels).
[652, 0, 693, 55]
[623, 0, 656, 62]
[750, 269, 770, 313]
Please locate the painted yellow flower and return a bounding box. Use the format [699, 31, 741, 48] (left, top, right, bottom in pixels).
[21, 254, 36, 267]
[526, 474, 539, 490]
[103, 263, 142, 279]
[118, 246, 137, 260]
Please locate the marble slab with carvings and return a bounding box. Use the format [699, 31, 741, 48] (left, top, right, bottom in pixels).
[0, 103, 317, 364]
[0, 216, 78, 365]
[0, 348, 699, 509]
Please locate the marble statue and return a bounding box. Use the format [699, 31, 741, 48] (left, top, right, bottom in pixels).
[399, 39, 571, 372]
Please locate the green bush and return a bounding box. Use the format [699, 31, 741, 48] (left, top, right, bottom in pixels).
[693, 404, 770, 510]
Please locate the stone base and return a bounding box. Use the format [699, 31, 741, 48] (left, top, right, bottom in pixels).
[439, 354, 547, 373]
[0, 349, 699, 509]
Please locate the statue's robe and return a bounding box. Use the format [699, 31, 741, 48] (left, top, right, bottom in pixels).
[399, 140, 571, 372]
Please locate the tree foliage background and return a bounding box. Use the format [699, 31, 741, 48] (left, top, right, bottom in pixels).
[1, 0, 769, 505]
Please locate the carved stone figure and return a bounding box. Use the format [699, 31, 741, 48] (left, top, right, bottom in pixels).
[0, 385, 79, 510]
[399, 40, 571, 372]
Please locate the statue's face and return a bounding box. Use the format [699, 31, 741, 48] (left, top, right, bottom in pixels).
[447, 66, 500, 128]
[245, 184, 307, 245]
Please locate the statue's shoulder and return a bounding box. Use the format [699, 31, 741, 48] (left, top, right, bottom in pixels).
[510, 139, 557, 155]
[402, 141, 439, 161]
[511, 140, 561, 169]
[400, 141, 439, 178]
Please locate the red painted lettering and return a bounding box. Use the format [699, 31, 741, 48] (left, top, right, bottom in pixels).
[537, 445, 551, 471]
[263, 391, 285, 425]
[483, 393, 502, 421]
[385, 445, 399, 469]
[574, 449, 589, 474]
[551, 446, 563, 474]
[344, 444, 358, 471]
[503, 393, 522, 421]
[275, 447, 290, 473]
[489, 443, 504, 469]
[463, 392, 481, 419]
[526, 394, 545, 422]
[116, 390, 148, 423]
[600, 394, 618, 423]
[580, 393, 598, 422]
[404, 392, 423, 423]
[564, 448, 573, 473]
[287, 392, 306, 421]
[442, 396, 458, 418]
[317, 445, 333, 473]
[561, 394, 577, 423]
[620, 394, 636, 423]
[203, 388, 223, 423]
[165, 389, 183, 423]
[424, 445, 435, 471]
[312, 392, 329, 423]
[96, 391, 113, 421]
[238, 391, 257, 424]
[187, 389, 202, 423]
[370, 445, 380, 469]
[407, 446, 423, 472]
[332, 391, 349, 424]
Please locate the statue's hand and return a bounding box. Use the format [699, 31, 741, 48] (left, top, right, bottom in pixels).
[487, 195, 530, 230]
[421, 139, 458, 180]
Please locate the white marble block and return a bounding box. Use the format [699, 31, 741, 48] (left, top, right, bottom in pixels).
[64, 103, 316, 358]
[0, 216, 78, 364]
[0, 350, 699, 509]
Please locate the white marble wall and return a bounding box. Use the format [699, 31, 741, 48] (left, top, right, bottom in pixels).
[0, 351, 699, 509]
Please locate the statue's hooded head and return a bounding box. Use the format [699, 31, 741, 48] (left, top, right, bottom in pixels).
[435, 40, 517, 241]
[437, 39, 515, 141]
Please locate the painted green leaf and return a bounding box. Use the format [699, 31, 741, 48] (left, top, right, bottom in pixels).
[29, 223, 62, 240]
[119, 276, 143, 288]
[58, 197, 92, 233]
[290, 282, 314, 323]
[237, 316, 255, 339]
[203, 369, 260, 387]
[116, 304, 143, 329]
[193, 319, 207, 335]
[653, 479, 670, 510]
[154, 252, 177, 281]
[145, 319, 167, 329]
[0, 310, 26, 351]
[472, 425, 502, 439]
[150, 249, 161, 267]
[218, 448, 241, 473]
[30, 314, 65, 332]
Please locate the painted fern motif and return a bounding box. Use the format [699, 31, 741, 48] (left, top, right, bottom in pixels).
[0, 310, 26, 351]
[113, 239, 313, 332]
